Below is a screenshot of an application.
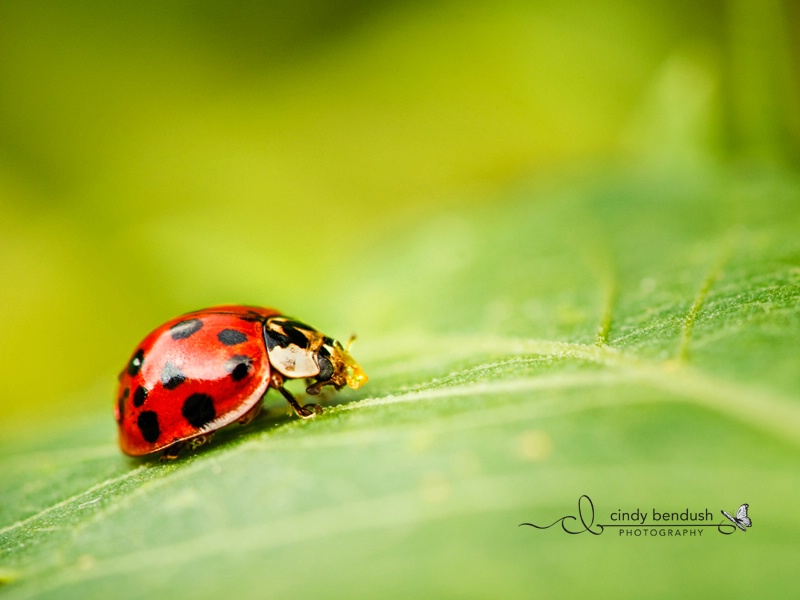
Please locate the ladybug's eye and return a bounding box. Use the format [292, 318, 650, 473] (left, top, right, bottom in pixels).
[317, 354, 334, 381]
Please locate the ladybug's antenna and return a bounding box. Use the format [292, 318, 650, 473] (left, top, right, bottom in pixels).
[345, 334, 357, 352]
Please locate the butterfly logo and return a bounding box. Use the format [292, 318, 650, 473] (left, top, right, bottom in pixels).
[721, 503, 751, 532]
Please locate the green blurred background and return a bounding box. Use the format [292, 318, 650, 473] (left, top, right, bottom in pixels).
[2, 0, 797, 427]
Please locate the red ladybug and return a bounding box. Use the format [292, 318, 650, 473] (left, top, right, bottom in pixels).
[115, 305, 367, 459]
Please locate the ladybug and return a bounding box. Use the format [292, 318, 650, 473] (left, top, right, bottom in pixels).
[115, 305, 367, 459]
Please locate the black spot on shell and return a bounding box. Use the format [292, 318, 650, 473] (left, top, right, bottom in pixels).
[264, 328, 290, 350]
[225, 354, 252, 381]
[182, 393, 217, 428]
[317, 354, 334, 381]
[116, 391, 129, 423]
[117, 396, 126, 423]
[161, 362, 186, 390]
[137, 411, 161, 443]
[133, 386, 148, 407]
[218, 329, 247, 346]
[231, 363, 249, 381]
[169, 318, 204, 340]
[127, 349, 145, 376]
[282, 325, 310, 349]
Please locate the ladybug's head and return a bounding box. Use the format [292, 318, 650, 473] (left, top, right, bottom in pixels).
[264, 317, 367, 395]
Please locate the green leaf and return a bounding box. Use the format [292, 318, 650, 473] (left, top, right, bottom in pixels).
[1, 167, 799, 599]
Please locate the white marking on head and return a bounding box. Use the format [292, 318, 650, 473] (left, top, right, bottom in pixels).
[268, 344, 320, 378]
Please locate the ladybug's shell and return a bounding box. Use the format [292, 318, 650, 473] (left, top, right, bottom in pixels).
[116, 306, 280, 456]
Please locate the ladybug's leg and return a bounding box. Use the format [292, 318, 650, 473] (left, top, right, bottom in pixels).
[305, 379, 326, 396]
[276, 386, 323, 418]
[159, 433, 215, 461]
[270, 372, 322, 419]
[160, 442, 186, 461]
[188, 433, 214, 450]
[237, 402, 262, 426]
